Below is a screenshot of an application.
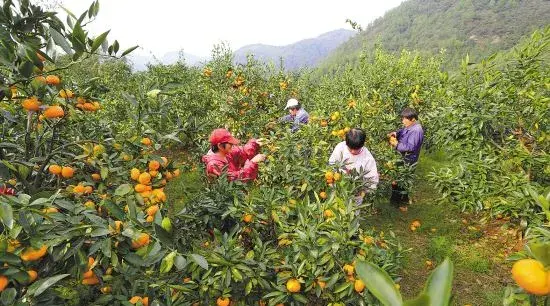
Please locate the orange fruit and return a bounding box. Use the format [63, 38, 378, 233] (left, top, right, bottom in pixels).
[20, 245, 48, 261]
[61, 166, 74, 178]
[135, 184, 147, 193]
[146, 205, 159, 216]
[129, 296, 142, 304]
[130, 168, 141, 181]
[320, 120, 328, 127]
[48, 164, 62, 175]
[138, 172, 151, 185]
[343, 264, 354, 275]
[91, 173, 101, 181]
[363, 236, 374, 245]
[164, 171, 173, 180]
[146, 215, 154, 223]
[242, 214, 253, 223]
[73, 184, 85, 193]
[27, 270, 38, 282]
[411, 220, 421, 227]
[324, 171, 334, 181]
[42, 207, 58, 213]
[84, 201, 95, 209]
[161, 157, 168, 167]
[354, 279, 365, 292]
[173, 169, 181, 177]
[58, 89, 74, 98]
[22, 97, 41, 112]
[319, 191, 327, 199]
[131, 233, 150, 249]
[317, 279, 327, 289]
[141, 137, 152, 146]
[216, 297, 230, 306]
[323, 209, 334, 218]
[100, 286, 111, 294]
[81, 275, 99, 285]
[45, 75, 60, 85]
[149, 160, 160, 171]
[0, 275, 8, 292]
[149, 170, 158, 177]
[152, 189, 166, 202]
[142, 297, 149, 306]
[512, 259, 550, 295]
[43, 105, 64, 118]
[286, 278, 301, 293]
[84, 186, 93, 194]
[333, 172, 342, 181]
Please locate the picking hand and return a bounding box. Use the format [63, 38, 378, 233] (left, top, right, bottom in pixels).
[251, 154, 266, 163]
[387, 132, 397, 138]
[389, 137, 398, 147]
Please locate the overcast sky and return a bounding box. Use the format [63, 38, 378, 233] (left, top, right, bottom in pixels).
[58, 0, 405, 57]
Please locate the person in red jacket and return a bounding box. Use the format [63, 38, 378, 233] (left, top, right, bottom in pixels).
[0, 183, 16, 196]
[202, 128, 266, 182]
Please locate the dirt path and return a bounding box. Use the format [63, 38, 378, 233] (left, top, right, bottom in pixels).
[366, 155, 521, 305]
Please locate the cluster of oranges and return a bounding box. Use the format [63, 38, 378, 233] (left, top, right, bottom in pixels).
[21, 96, 65, 119]
[324, 170, 342, 185]
[0, 243, 43, 292]
[48, 165, 75, 178]
[129, 295, 149, 306]
[331, 126, 351, 139]
[131, 157, 175, 207]
[82, 257, 100, 285]
[342, 262, 366, 293]
[75, 96, 101, 112]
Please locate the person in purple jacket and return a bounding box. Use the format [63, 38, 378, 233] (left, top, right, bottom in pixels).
[388, 108, 424, 205]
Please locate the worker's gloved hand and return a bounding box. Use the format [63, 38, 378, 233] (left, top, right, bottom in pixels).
[251, 154, 266, 163]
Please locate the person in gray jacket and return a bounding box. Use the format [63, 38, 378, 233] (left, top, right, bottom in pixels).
[279, 98, 309, 132]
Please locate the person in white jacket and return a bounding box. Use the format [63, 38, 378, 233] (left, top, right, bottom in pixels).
[329, 128, 379, 210]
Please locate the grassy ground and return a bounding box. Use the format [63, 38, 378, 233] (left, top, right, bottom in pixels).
[367, 152, 520, 305]
[165, 151, 519, 305]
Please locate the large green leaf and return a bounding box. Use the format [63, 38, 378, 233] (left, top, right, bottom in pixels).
[0, 202, 14, 229]
[27, 274, 70, 296]
[50, 28, 73, 55]
[422, 258, 454, 306]
[404, 294, 431, 306]
[355, 260, 403, 306]
[190, 253, 208, 270]
[91, 30, 109, 53]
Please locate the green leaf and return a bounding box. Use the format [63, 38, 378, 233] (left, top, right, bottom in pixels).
[173, 255, 187, 271]
[114, 184, 132, 196]
[91, 30, 110, 53]
[90, 227, 110, 237]
[355, 260, 403, 306]
[29, 274, 70, 296]
[1, 288, 16, 305]
[190, 254, 208, 270]
[121, 45, 139, 57]
[0, 202, 14, 229]
[422, 258, 453, 306]
[529, 242, 550, 267]
[160, 251, 176, 273]
[404, 294, 431, 306]
[50, 28, 74, 55]
[0, 253, 21, 265]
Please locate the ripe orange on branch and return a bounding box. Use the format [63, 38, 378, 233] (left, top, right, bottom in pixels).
[43, 105, 64, 118]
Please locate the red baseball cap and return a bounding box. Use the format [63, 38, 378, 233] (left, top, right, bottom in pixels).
[209, 128, 239, 146]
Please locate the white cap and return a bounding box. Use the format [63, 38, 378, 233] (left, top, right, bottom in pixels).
[285, 98, 299, 109]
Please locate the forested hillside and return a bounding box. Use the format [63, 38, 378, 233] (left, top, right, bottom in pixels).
[321, 0, 550, 70]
